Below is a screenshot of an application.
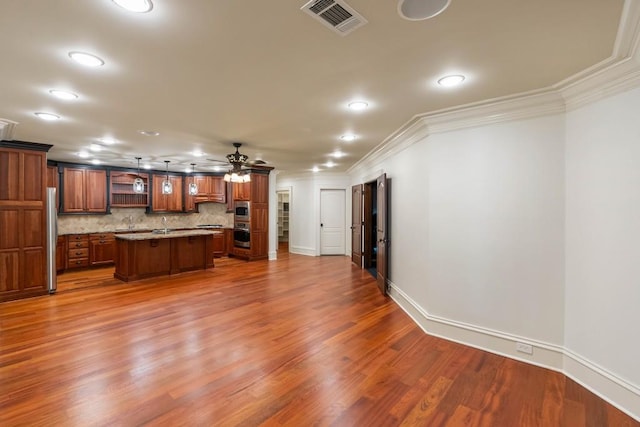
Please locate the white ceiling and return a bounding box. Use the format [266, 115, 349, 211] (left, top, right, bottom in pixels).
[0, 0, 624, 174]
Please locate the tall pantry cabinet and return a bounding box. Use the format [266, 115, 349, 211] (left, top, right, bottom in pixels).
[0, 141, 52, 302]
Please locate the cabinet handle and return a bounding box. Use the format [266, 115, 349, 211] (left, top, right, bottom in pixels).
[76, 243, 82, 247]
[76, 252, 82, 255]
[76, 261, 82, 265]
[99, 240, 105, 244]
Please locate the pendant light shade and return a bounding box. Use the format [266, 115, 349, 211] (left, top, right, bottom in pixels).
[133, 157, 144, 194]
[162, 160, 173, 195]
[188, 163, 198, 196]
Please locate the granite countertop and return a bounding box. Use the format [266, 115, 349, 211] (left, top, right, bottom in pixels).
[59, 226, 232, 236]
[115, 229, 222, 240]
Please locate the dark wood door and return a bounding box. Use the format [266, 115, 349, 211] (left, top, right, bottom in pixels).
[376, 174, 388, 296]
[351, 184, 363, 267]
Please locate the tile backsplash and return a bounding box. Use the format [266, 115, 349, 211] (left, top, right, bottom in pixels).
[57, 202, 233, 235]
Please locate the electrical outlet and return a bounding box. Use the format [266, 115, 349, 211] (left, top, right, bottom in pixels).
[516, 342, 533, 355]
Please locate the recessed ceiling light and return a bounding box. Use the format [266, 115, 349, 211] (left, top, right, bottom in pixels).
[332, 150, 346, 158]
[139, 130, 159, 136]
[91, 159, 102, 165]
[437, 74, 465, 87]
[34, 112, 60, 121]
[348, 101, 368, 111]
[192, 150, 205, 157]
[99, 137, 117, 145]
[340, 134, 357, 142]
[143, 163, 152, 169]
[89, 144, 102, 152]
[77, 151, 90, 158]
[311, 166, 320, 173]
[112, 0, 153, 13]
[49, 89, 78, 100]
[325, 161, 336, 168]
[68, 51, 105, 67]
[398, 0, 451, 21]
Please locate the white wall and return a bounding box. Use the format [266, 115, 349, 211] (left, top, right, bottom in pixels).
[426, 117, 566, 344]
[277, 174, 351, 256]
[565, 87, 640, 389]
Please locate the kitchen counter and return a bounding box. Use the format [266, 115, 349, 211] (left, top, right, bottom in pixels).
[114, 230, 217, 282]
[115, 229, 222, 240]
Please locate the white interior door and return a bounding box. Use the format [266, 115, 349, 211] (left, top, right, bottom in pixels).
[320, 189, 345, 255]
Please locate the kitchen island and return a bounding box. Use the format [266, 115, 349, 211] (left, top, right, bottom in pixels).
[114, 229, 220, 282]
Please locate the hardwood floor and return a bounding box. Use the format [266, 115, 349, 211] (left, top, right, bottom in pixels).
[1, 253, 637, 426]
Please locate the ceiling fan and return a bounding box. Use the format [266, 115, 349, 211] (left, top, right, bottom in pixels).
[207, 142, 268, 183]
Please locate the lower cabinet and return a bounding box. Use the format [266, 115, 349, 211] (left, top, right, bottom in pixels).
[66, 234, 89, 269]
[89, 233, 115, 266]
[56, 236, 66, 272]
[64, 233, 115, 271]
[212, 232, 225, 258]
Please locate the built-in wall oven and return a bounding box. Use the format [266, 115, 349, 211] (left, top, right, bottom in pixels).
[234, 201, 250, 222]
[234, 222, 250, 248]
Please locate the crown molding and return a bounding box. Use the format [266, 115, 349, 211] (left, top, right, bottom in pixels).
[0, 118, 18, 141]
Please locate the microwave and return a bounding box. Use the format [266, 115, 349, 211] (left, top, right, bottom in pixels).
[234, 201, 250, 221]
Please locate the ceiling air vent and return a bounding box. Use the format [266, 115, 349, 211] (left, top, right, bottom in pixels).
[301, 0, 368, 36]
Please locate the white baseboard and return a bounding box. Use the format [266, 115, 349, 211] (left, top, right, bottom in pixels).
[388, 282, 640, 422]
[268, 250, 277, 260]
[289, 245, 316, 256]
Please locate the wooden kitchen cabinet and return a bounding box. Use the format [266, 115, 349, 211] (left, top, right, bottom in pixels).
[185, 176, 226, 212]
[110, 171, 149, 208]
[0, 142, 51, 302]
[225, 228, 234, 255]
[61, 167, 107, 213]
[233, 181, 251, 201]
[56, 236, 65, 273]
[212, 232, 224, 258]
[230, 171, 270, 261]
[66, 234, 89, 269]
[151, 174, 183, 212]
[89, 233, 115, 266]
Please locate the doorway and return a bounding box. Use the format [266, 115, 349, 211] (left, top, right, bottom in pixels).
[352, 173, 388, 295]
[320, 189, 346, 255]
[276, 189, 290, 252]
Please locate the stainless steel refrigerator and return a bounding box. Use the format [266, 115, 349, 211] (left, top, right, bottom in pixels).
[46, 187, 57, 294]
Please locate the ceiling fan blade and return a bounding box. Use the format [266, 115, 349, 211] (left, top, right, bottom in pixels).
[206, 158, 229, 164]
[247, 159, 267, 165]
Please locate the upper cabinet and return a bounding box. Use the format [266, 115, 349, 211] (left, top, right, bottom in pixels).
[110, 171, 149, 208]
[151, 174, 183, 212]
[194, 175, 225, 203]
[185, 175, 226, 212]
[61, 167, 107, 214]
[233, 181, 251, 201]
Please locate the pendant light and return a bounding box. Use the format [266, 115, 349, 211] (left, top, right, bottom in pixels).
[132, 157, 144, 194]
[161, 160, 173, 195]
[188, 163, 198, 196]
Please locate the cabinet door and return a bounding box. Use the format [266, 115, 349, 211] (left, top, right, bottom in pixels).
[209, 176, 226, 203]
[194, 176, 211, 199]
[225, 182, 234, 212]
[0, 147, 47, 302]
[212, 233, 224, 257]
[151, 174, 167, 212]
[167, 176, 183, 211]
[62, 168, 86, 213]
[251, 174, 269, 204]
[56, 236, 65, 272]
[85, 169, 107, 212]
[151, 174, 183, 212]
[233, 182, 251, 201]
[89, 238, 115, 266]
[184, 176, 197, 212]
